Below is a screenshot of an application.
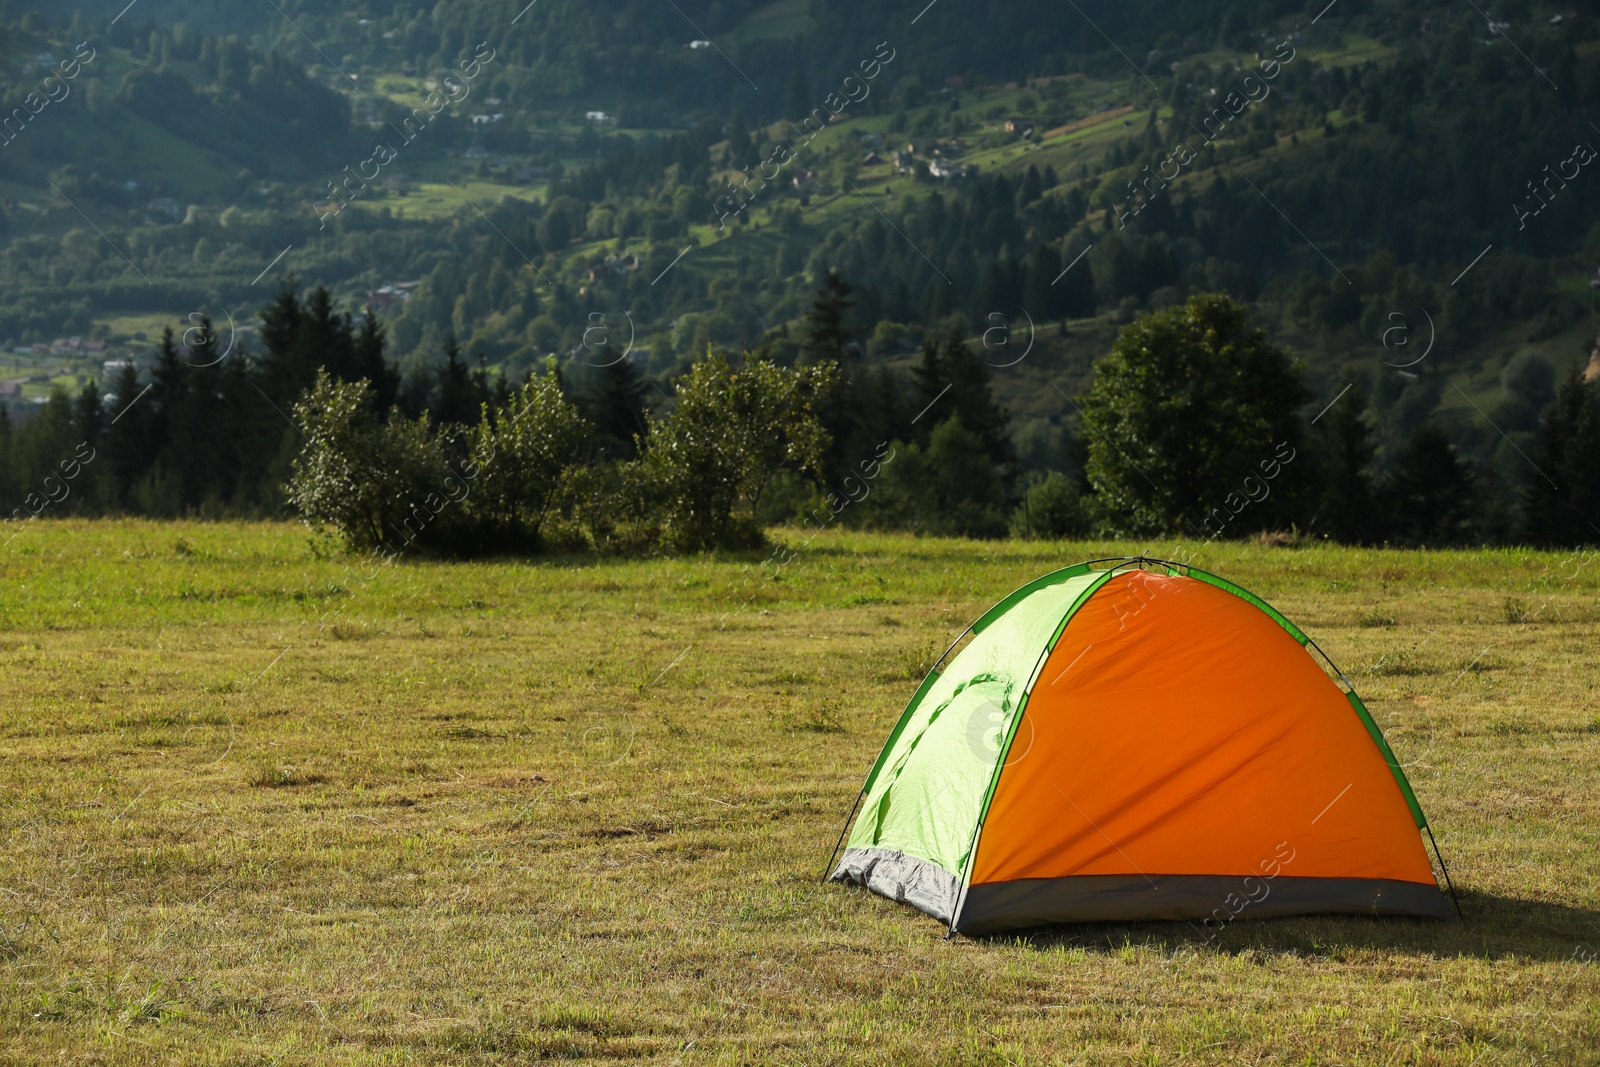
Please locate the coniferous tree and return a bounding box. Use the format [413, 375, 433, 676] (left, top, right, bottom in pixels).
[936, 326, 1014, 481]
[910, 335, 946, 439]
[1309, 372, 1378, 543]
[257, 282, 307, 404]
[433, 339, 488, 426]
[1022, 243, 1064, 322]
[146, 327, 187, 500]
[802, 270, 857, 365]
[1380, 423, 1476, 546]
[353, 307, 399, 413]
[105, 362, 153, 509]
[586, 355, 650, 460]
[784, 69, 811, 121]
[1521, 367, 1600, 545]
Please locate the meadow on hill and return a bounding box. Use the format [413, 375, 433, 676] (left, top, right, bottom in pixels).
[1, 520, 1597, 1065]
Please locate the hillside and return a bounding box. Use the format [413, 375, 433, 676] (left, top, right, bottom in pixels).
[1, 0, 1597, 531]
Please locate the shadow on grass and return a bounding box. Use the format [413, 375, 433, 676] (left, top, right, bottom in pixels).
[973, 892, 1600, 963]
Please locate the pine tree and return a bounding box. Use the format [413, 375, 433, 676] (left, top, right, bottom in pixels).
[1058, 237, 1096, 318]
[1309, 372, 1378, 543]
[149, 327, 187, 465]
[257, 282, 306, 404]
[353, 306, 399, 413]
[1019, 165, 1044, 207]
[802, 270, 857, 364]
[106, 362, 154, 508]
[1380, 423, 1476, 546]
[73, 383, 104, 448]
[1520, 366, 1600, 545]
[0, 406, 12, 508]
[1022, 243, 1064, 321]
[784, 69, 811, 121]
[910, 336, 947, 444]
[587, 355, 650, 460]
[434, 339, 484, 426]
[937, 327, 1014, 481]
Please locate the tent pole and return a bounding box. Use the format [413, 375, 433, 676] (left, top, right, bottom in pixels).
[1425, 825, 1463, 920]
[821, 788, 866, 883]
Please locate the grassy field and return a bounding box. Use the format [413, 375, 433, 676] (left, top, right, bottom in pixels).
[1, 521, 1597, 1065]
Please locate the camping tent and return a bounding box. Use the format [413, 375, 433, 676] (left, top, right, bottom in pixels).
[827, 557, 1456, 935]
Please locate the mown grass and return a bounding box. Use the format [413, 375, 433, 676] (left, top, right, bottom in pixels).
[1, 520, 1597, 1065]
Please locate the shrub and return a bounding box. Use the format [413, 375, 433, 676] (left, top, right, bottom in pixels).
[462, 363, 589, 553]
[1011, 471, 1091, 539]
[640, 353, 835, 552]
[286, 371, 467, 555]
[861, 418, 1008, 538]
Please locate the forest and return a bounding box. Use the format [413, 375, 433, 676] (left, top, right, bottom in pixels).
[0, 0, 1597, 547]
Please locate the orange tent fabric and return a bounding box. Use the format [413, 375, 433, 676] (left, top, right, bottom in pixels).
[972, 571, 1436, 889]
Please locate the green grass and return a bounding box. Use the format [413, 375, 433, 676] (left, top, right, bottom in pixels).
[728, 0, 813, 43]
[350, 179, 543, 222]
[1, 521, 1598, 1064]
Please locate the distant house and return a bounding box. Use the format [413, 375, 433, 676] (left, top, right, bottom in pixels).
[382, 174, 410, 194]
[858, 132, 885, 150]
[584, 111, 614, 124]
[42, 337, 107, 355]
[928, 159, 971, 180]
[368, 282, 419, 310]
[687, 39, 712, 50]
[791, 168, 817, 189]
[862, 151, 882, 165]
[1004, 118, 1028, 132]
[513, 166, 549, 183]
[465, 144, 488, 160]
[102, 359, 135, 376]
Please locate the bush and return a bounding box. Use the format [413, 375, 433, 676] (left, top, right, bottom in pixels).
[286, 357, 836, 558]
[288, 365, 588, 557]
[639, 353, 835, 552]
[463, 364, 589, 553]
[287, 371, 467, 555]
[1011, 472, 1091, 539]
[861, 418, 1008, 538]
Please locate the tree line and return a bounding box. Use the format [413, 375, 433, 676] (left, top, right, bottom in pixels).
[3, 281, 1593, 551]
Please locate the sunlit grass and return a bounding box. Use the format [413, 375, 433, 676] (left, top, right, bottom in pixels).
[0, 521, 1596, 1063]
